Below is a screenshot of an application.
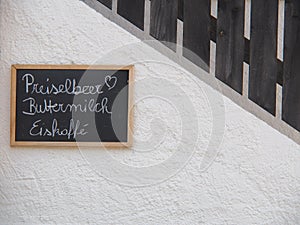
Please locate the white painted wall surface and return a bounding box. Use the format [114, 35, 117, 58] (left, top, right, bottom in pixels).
[0, 0, 299, 224]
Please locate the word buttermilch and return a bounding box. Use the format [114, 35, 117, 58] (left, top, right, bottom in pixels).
[22, 97, 112, 115]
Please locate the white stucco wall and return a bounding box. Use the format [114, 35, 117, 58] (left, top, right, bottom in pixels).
[0, 0, 299, 224]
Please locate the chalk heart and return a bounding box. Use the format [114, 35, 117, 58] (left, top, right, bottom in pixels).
[105, 75, 117, 90]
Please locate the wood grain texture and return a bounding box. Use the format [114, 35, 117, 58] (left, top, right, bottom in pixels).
[97, 0, 112, 9]
[150, 0, 178, 51]
[249, 0, 278, 115]
[117, 0, 145, 30]
[10, 66, 17, 147]
[215, 0, 245, 94]
[282, 0, 300, 131]
[183, 0, 211, 71]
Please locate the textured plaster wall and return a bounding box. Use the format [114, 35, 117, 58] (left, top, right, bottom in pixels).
[0, 0, 299, 224]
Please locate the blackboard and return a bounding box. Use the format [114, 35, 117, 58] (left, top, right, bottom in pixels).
[10, 65, 134, 147]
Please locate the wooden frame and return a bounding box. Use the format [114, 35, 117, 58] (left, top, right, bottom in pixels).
[10, 64, 134, 148]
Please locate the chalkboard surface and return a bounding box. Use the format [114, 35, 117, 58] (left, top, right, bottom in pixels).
[10, 65, 134, 147]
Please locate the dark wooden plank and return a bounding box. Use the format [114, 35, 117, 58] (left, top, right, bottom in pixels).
[282, 0, 300, 131]
[98, 0, 112, 9]
[117, 0, 145, 30]
[215, 0, 245, 94]
[150, 0, 178, 51]
[210, 16, 217, 43]
[178, 0, 184, 21]
[277, 59, 283, 86]
[183, 0, 211, 71]
[244, 38, 250, 64]
[249, 0, 278, 115]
